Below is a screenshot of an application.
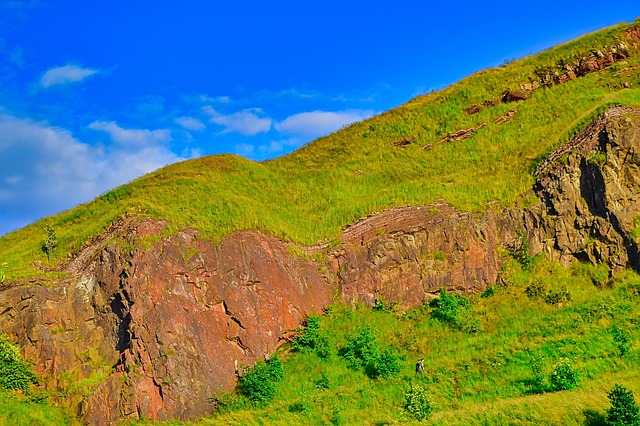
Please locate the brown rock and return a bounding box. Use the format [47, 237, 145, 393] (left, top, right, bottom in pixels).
[502, 90, 529, 103]
[465, 104, 482, 115]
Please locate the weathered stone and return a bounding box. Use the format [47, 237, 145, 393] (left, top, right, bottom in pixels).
[502, 90, 529, 103]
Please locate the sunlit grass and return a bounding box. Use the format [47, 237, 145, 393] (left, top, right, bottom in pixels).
[2, 22, 640, 280]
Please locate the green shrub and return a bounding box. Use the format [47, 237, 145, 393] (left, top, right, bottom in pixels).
[524, 355, 546, 394]
[549, 358, 579, 391]
[238, 355, 284, 405]
[292, 316, 330, 358]
[339, 327, 378, 370]
[39, 226, 58, 262]
[481, 286, 497, 298]
[365, 347, 402, 380]
[606, 383, 640, 426]
[510, 230, 533, 270]
[544, 285, 572, 305]
[315, 372, 330, 390]
[287, 393, 310, 415]
[338, 327, 401, 379]
[429, 288, 478, 332]
[0, 335, 38, 393]
[403, 383, 434, 421]
[612, 326, 631, 357]
[525, 280, 547, 299]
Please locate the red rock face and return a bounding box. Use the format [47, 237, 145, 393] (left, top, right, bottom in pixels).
[328, 203, 516, 307]
[0, 224, 331, 424]
[97, 228, 331, 421]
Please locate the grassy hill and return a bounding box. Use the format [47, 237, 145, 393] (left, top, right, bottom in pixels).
[3, 19, 640, 425]
[2, 21, 640, 280]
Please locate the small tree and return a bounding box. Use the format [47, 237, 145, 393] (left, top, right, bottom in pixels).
[238, 355, 284, 406]
[549, 358, 579, 391]
[40, 226, 58, 262]
[606, 384, 640, 426]
[0, 334, 38, 393]
[404, 383, 434, 421]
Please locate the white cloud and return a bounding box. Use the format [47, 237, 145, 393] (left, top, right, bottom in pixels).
[203, 106, 272, 136]
[88, 120, 171, 146]
[199, 94, 230, 103]
[40, 64, 99, 88]
[275, 109, 375, 138]
[0, 113, 186, 236]
[175, 116, 205, 131]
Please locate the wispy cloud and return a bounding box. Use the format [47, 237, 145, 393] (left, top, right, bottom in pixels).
[199, 94, 230, 104]
[88, 120, 171, 146]
[275, 109, 375, 138]
[0, 113, 186, 235]
[175, 116, 205, 131]
[40, 64, 99, 88]
[203, 106, 272, 136]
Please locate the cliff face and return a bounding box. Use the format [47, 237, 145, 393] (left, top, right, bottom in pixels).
[1, 222, 330, 423]
[1, 106, 640, 424]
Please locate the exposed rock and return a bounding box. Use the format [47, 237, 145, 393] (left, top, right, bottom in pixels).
[465, 104, 482, 115]
[327, 203, 518, 307]
[394, 136, 415, 147]
[0, 226, 330, 423]
[502, 90, 529, 103]
[533, 106, 640, 269]
[494, 110, 517, 124]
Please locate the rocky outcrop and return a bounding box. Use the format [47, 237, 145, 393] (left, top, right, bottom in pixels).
[533, 106, 640, 270]
[2, 107, 640, 424]
[1, 223, 330, 424]
[327, 203, 518, 307]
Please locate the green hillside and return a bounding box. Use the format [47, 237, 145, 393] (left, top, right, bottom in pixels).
[2, 21, 640, 280]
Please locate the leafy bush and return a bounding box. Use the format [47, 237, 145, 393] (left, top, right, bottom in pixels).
[292, 316, 330, 358]
[338, 327, 401, 379]
[339, 327, 377, 369]
[510, 230, 533, 270]
[612, 326, 631, 357]
[524, 355, 546, 394]
[238, 355, 284, 405]
[315, 372, 330, 390]
[525, 280, 547, 299]
[549, 358, 579, 391]
[544, 285, 572, 305]
[40, 226, 58, 262]
[0, 335, 38, 393]
[403, 383, 434, 421]
[606, 383, 640, 426]
[429, 288, 478, 332]
[481, 286, 497, 298]
[365, 347, 401, 379]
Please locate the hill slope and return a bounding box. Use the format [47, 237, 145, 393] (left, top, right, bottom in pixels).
[2, 21, 640, 280]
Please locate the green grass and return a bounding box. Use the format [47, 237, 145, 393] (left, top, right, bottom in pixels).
[0, 390, 78, 426]
[2, 22, 640, 280]
[123, 257, 640, 425]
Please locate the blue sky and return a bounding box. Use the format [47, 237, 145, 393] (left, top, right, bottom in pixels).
[0, 1, 638, 236]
